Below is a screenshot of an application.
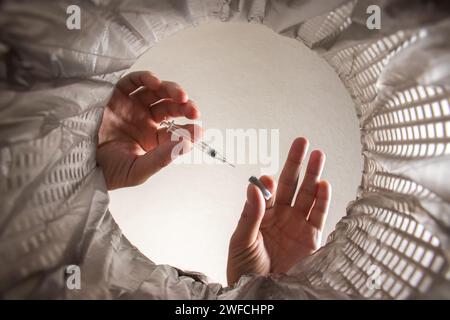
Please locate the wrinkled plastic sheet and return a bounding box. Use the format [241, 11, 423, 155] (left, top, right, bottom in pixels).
[0, 0, 449, 299]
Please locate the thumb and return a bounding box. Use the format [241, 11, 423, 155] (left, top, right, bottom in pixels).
[231, 184, 266, 248]
[128, 138, 192, 186]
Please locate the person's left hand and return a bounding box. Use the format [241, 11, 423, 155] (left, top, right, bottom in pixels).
[97, 71, 201, 190]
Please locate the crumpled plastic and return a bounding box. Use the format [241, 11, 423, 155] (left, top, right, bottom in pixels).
[0, 0, 449, 299]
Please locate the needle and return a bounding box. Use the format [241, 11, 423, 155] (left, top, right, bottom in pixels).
[160, 120, 235, 168]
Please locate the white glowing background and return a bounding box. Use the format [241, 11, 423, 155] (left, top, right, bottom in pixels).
[109, 22, 362, 285]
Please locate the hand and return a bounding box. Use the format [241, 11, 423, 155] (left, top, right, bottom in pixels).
[227, 138, 331, 286]
[97, 71, 201, 190]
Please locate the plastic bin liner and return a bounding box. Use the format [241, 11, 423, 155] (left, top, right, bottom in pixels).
[0, 0, 449, 299]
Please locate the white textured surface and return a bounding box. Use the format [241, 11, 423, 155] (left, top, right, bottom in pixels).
[109, 22, 362, 284]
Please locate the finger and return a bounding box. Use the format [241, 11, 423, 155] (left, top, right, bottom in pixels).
[132, 87, 163, 106]
[149, 99, 201, 123]
[157, 124, 203, 144]
[308, 180, 331, 230]
[116, 71, 161, 95]
[275, 137, 308, 206]
[259, 175, 276, 208]
[294, 150, 326, 217]
[156, 81, 189, 103]
[231, 184, 266, 248]
[128, 139, 192, 186]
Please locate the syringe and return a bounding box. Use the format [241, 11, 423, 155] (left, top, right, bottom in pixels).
[160, 120, 235, 168]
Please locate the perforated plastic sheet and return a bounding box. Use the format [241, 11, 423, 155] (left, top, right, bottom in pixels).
[0, 0, 449, 299]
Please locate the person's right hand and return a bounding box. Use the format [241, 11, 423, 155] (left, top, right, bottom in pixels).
[227, 138, 331, 286]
